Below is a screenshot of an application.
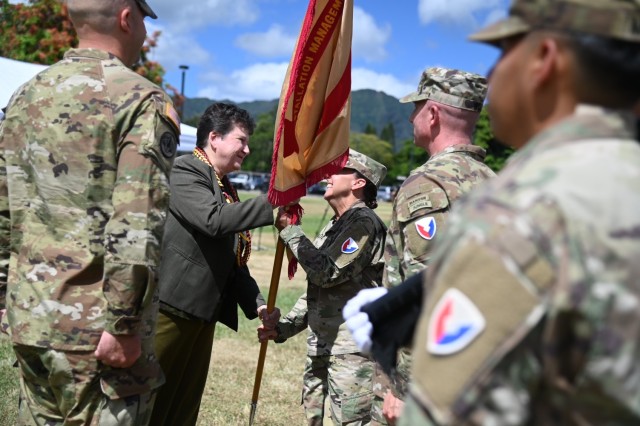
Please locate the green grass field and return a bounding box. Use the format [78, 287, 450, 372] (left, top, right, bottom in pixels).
[0, 192, 393, 425]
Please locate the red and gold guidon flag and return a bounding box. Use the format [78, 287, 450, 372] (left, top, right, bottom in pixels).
[268, 0, 353, 206]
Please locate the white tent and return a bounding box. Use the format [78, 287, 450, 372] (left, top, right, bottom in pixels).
[0, 56, 197, 152]
[0, 56, 47, 109]
[178, 120, 196, 153]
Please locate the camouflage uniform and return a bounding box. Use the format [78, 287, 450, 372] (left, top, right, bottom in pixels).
[0, 47, 179, 424]
[276, 151, 387, 425]
[401, 0, 640, 424]
[372, 69, 494, 424]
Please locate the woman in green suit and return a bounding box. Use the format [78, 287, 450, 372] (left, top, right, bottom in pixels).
[151, 103, 280, 426]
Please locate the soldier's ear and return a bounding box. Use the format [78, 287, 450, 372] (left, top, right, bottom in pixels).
[428, 104, 440, 127]
[119, 5, 132, 33]
[352, 176, 367, 191]
[528, 35, 565, 93]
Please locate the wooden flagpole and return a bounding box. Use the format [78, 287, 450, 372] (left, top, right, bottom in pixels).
[249, 238, 285, 425]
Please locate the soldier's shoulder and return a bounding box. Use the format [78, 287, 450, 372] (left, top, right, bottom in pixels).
[392, 168, 453, 217]
[400, 169, 440, 190]
[103, 63, 179, 134]
[105, 65, 163, 94]
[358, 206, 386, 226]
[426, 151, 474, 170]
[395, 171, 442, 203]
[4, 62, 61, 108]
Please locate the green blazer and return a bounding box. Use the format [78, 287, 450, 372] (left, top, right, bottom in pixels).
[158, 154, 273, 330]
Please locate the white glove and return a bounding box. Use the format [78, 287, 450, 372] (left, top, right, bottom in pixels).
[343, 287, 388, 321]
[346, 312, 373, 354]
[343, 287, 388, 354]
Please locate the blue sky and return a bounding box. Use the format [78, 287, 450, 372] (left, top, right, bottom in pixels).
[10, 0, 510, 103]
[149, 0, 510, 102]
[146, 0, 511, 102]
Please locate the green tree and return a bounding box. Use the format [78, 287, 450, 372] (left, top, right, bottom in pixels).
[0, 0, 76, 64]
[184, 115, 201, 128]
[241, 108, 277, 173]
[473, 108, 514, 172]
[363, 123, 377, 135]
[386, 139, 428, 182]
[379, 122, 396, 146]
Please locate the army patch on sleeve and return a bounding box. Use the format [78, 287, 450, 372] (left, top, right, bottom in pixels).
[427, 288, 485, 356]
[415, 217, 436, 240]
[160, 132, 177, 158]
[341, 237, 359, 254]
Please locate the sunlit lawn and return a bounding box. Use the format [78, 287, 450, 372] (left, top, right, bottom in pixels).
[0, 192, 393, 425]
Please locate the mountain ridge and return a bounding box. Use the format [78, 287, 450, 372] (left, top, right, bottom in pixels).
[183, 89, 414, 150]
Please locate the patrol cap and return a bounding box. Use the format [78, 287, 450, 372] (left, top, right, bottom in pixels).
[399, 67, 488, 112]
[344, 149, 387, 188]
[135, 0, 158, 19]
[469, 0, 640, 45]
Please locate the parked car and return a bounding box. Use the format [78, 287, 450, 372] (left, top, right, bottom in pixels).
[228, 172, 251, 190]
[228, 173, 270, 191]
[308, 182, 327, 195]
[377, 185, 394, 202]
[246, 175, 267, 191]
[256, 177, 270, 193]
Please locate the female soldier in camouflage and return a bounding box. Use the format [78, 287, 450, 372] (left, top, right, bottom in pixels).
[259, 149, 388, 425]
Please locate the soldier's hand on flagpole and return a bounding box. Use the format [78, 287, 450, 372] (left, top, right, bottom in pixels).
[258, 304, 281, 329]
[257, 324, 279, 343]
[275, 207, 294, 231]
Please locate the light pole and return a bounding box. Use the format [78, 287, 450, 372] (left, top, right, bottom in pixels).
[179, 64, 189, 117]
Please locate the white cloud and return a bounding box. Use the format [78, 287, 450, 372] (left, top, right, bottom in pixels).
[145, 22, 211, 70]
[197, 62, 290, 102]
[483, 9, 508, 27]
[418, 0, 505, 28]
[352, 7, 391, 62]
[352, 68, 415, 99]
[196, 63, 416, 103]
[234, 7, 391, 63]
[152, 0, 259, 31]
[235, 25, 297, 58]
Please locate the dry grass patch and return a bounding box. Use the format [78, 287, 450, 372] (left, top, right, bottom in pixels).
[198, 330, 307, 425]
